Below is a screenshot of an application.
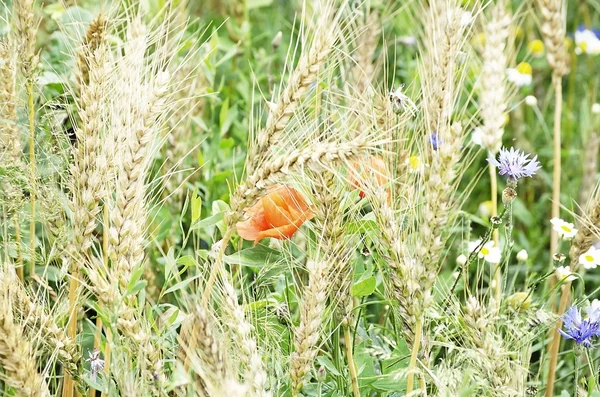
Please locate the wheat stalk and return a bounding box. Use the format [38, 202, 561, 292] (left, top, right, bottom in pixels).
[290, 257, 329, 395]
[0, 280, 49, 396]
[247, 5, 338, 173]
[479, 2, 511, 154]
[220, 277, 268, 396]
[0, 38, 21, 162]
[64, 27, 111, 396]
[179, 305, 228, 393]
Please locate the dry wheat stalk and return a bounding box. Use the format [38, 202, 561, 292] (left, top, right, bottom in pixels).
[108, 70, 169, 288]
[13, 0, 38, 79]
[7, 270, 80, 378]
[290, 257, 329, 394]
[479, 2, 511, 154]
[537, 0, 569, 79]
[247, 5, 338, 173]
[180, 305, 238, 395]
[0, 38, 21, 161]
[348, 11, 381, 95]
[569, 190, 600, 270]
[76, 14, 108, 89]
[220, 277, 268, 396]
[71, 42, 110, 261]
[0, 282, 49, 396]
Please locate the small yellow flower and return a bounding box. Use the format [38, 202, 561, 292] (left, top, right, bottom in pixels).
[516, 62, 532, 75]
[407, 155, 423, 173]
[527, 39, 545, 56]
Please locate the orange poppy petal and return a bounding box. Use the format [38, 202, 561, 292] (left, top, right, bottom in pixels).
[254, 222, 302, 245]
[263, 192, 293, 228]
[236, 207, 269, 241]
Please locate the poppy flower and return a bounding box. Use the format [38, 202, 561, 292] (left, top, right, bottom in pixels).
[236, 185, 314, 245]
[348, 156, 389, 198]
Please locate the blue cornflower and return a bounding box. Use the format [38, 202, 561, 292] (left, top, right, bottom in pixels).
[487, 147, 541, 180]
[559, 305, 600, 347]
[429, 132, 441, 150]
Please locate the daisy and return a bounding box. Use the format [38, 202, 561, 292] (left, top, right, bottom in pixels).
[506, 62, 533, 87]
[555, 266, 576, 282]
[575, 27, 600, 55]
[550, 218, 578, 240]
[468, 240, 501, 264]
[407, 155, 425, 173]
[579, 246, 600, 269]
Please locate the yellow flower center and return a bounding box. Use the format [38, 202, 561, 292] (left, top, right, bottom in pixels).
[585, 255, 594, 262]
[409, 156, 420, 170]
[579, 42, 588, 53]
[516, 62, 532, 75]
[560, 225, 572, 233]
[528, 39, 545, 54]
[481, 247, 490, 256]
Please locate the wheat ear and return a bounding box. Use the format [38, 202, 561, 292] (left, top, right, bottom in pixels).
[0, 38, 25, 280]
[290, 258, 329, 395]
[14, 0, 39, 278]
[179, 305, 229, 393]
[247, 6, 338, 173]
[64, 28, 111, 396]
[0, 280, 49, 396]
[221, 277, 268, 395]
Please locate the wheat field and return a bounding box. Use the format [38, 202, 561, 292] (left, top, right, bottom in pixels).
[0, 0, 600, 396]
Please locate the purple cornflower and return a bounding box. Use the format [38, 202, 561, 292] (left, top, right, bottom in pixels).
[487, 147, 541, 180]
[429, 132, 441, 150]
[559, 305, 600, 347]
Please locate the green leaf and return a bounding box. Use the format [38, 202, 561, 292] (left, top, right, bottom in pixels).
[224, 245, 282, 267]
[316, 356, 341, 377]
[126, 265, 145, 293]
[125, 280, 147, 297]
[190, 211, 224, 230]
[191, 189, 202, 223]
[176, 255, 198, 269]
[352, 276, 376, 297]
[163, 274, 202, 295]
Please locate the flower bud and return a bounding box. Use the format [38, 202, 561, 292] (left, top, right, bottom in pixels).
[525, 95, 537, 107]
[592, 103, 600, 114]
[456, 254, 467, 266]
[316, 366, 326, 382]
[516, 249, 528, 262]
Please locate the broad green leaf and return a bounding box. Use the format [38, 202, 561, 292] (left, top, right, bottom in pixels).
[126, 280, 147, 297]
[126, 265, 145, 293]
[224, 245, 282, 267]
[191, 189, 202, 223]
[191, 211, 224, 230]
[316, 356, 341, 377]
[352, 276, 376, 297]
